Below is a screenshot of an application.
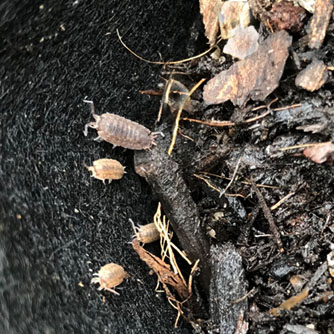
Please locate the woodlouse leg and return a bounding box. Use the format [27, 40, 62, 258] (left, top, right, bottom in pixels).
[83, 99, 95, 115]
[94, 136, 103, 142]
[105, 287, 120, 295]
[84, 122, 98, 136]
[152, 131, 165, 138]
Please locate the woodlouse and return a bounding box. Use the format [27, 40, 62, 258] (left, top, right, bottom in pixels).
[83, 100, 163, 150]
[91, 263, 129, 295]
[129, 218, 160, 244]
[86, 158, 125, 183]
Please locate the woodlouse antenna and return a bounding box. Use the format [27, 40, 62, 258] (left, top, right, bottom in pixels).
[83, 99, 95, 115]
[83, 100, 100, 136]
[152, 131, 165, 138]
[129, 218, 139, 239]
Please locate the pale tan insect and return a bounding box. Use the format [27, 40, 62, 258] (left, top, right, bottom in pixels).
[129, 218, 160, 244]
[86, 158, 125, 183]
[83, 100, 163, 150]
[91, 263, 129, 295]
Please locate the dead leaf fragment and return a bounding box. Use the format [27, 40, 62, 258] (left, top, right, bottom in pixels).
[203, 30, 292, 106]
[200, 0, 222, 46]
[219, 0, 251, 39]
[223, 26, 259, 59]
[295, 59, 328, 91]
[303, 142, 334, 165]
[308, 0, 334, 49]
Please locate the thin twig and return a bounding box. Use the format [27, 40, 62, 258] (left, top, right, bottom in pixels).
[280, 141, 331, 151]
[168, 78, 205, 155]
[250, 179, 284, 253]
[220, 157, 242, 198]
[270, 192, 296, 211]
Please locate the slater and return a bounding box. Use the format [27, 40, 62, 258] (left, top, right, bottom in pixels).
[129, 218, 160, 244]
[91, 263, 129, 295]
[83, 100, 163, 150]
[86, 158, 125, 183]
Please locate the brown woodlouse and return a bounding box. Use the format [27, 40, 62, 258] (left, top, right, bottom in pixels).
[83, 100, 163, 150]
[129, 218, 160, 244]
[91, 263, 129, 295]
[86, 158, 125, 183]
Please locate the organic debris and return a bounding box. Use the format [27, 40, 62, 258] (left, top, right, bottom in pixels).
[303, 142, 334, 165]
[199, 0, 222, 46]
[270, 262, 328, 316]
[203, 30, 292, 106]
[132, 238, 202, 326]
[270, 288, 309, 316]
[134, 128, 211, 293]
[210, 244, 248, 333]
[267, 1, 306, 31]
[295, 59, 328, 91]
[223, 26, 259, 59]
[308, 0, 334, 49]
[219, 0, 251, 39]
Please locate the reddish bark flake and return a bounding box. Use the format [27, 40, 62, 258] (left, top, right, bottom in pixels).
[308, 0, 334, 49]
[203, 30, 292, 106]
[200, 0, 222, 46]
[268, 1, 305, 31]
[303, 142, 334, 165]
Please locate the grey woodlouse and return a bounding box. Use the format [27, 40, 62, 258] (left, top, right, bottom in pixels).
[91, 263, 129, 295]
[129, 218, 160, 244]
[86, 158, 125, 183]
[83, 100, 163, 150]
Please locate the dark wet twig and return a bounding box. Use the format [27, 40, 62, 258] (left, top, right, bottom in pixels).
[250, 179, 284, 253]
[134, 126, 211, 293]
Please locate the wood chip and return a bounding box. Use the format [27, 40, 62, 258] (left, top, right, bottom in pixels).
[203, 30, 292, 106]
[308, 0, 334, 49]
[295, 59, 328, 91]
[223, 26, 259, 59]
[219, 0, 251, 39]
[303, 142, 334, 165]
[200, 0, 222, 46]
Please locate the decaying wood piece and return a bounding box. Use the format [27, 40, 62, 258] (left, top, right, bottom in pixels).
[219, 1, 251, 39]
[295, 59, 328, 91]
[134, 127, 211, 293]
[203, 30, 292, 106]
[209, 244, 248, 334]
[200, 0, 222, 46]
[308, 0, 333, 49]
[223, 26, 259, 59]
[132, 239, 189, 300]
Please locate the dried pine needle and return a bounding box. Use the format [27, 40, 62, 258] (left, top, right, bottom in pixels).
[280, 141, 331, 151]
[117, 29, 222, 65]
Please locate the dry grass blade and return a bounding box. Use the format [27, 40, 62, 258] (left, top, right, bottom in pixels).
[168, 79, 206, 155]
